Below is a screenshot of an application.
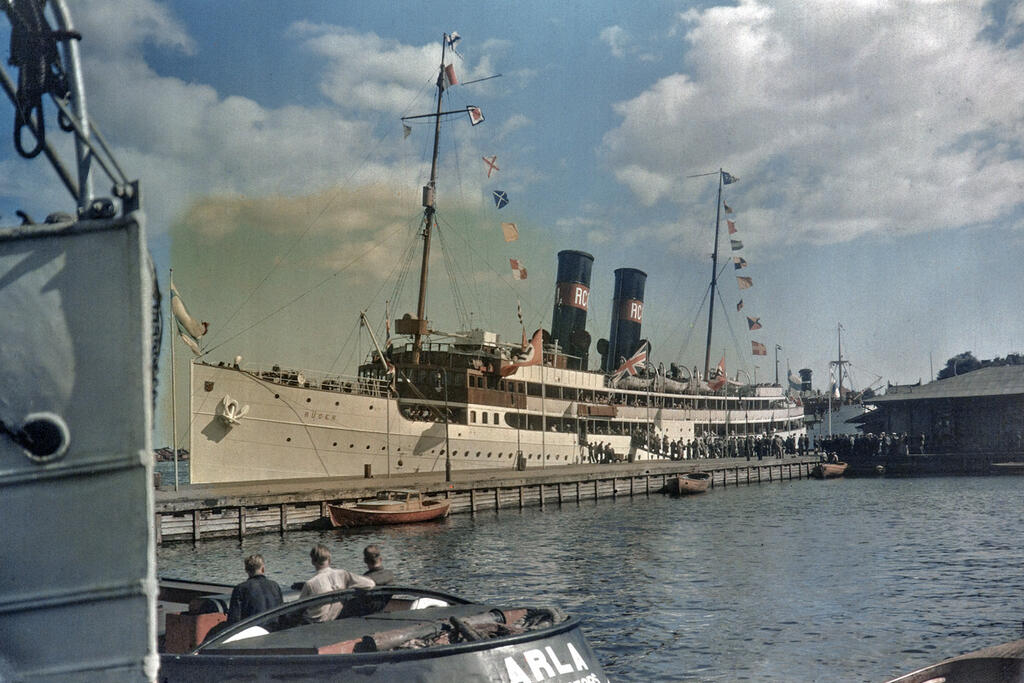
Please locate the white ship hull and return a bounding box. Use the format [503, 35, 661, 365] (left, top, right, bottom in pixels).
[190, 361, 805, 483]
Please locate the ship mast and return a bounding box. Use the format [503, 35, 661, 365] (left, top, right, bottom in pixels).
[703, 169, 724, 379]
[406, 35, 449, 364]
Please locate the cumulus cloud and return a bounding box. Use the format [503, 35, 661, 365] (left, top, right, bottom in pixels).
[602, 0, 1024, 246]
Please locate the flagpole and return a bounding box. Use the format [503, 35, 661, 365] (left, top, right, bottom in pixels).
[169, 268, 179, 492]
[703, 170, 724, 379]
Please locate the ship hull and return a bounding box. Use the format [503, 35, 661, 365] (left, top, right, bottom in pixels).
[189, 362, 805, 483]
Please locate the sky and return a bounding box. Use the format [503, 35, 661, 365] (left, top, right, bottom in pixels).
[1, 1, 1023, 444]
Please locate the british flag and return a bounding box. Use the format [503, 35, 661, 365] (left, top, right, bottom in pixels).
[611, 342, 648, 381]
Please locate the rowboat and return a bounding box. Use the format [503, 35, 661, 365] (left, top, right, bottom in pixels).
[670, 472, 711, 494]
[810, 461, 848, 479]
[328, 490, 450, 527]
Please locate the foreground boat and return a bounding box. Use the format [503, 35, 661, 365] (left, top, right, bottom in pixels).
[328, 490, 451, 527]
[160, 585, 606, 682]
[810, 461, 848, 479]
[886, 637, 1024, 682]
[669, 472, 711, 495]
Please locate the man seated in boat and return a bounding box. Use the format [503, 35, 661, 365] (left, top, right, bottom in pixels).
[299, 543, 375, 622]
[339, 545, 395, 618]
[226, 554, 284, 626]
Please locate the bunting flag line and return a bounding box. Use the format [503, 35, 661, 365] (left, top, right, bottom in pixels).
[501, 222, 518, 242]
[722, 170, 738, 184]
[492, 190, 508, 209]
[510, 258, 527, 280]
[733, 257, 747, 269]
[752, 340, 767, 356]
[467, 106, 484, 125]
[736, 299, 744, 311]
[730, 239, 743, 250]
[444, 63, 458, 88]
[737, 276, 753, 289]
[723, 201, 733, 214]
[727, 219, 737, 235]
[446, 32, 461, 49]
[708, 356, 726, 391]
[747, 316, 762, 330]
[611, 341, 649, 382]
[403, 124, 411, 139]
[483, 155, 499, 177]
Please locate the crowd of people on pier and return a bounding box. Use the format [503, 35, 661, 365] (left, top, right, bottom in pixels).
[815, 432, 925, 460]
[583, 429, 813, 463]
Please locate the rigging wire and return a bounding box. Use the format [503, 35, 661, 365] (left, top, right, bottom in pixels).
[433, 219, 472, 329]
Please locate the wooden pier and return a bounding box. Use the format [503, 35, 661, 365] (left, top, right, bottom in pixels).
[155, 456, 821, 544]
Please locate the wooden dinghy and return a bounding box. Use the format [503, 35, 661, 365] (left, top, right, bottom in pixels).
[328, 490, 450, 528]
[810, 461, 848, 479]
[670, 472, 711, 495]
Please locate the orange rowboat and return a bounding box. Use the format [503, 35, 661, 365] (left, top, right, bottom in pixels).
[328, 490, 451, 528]
[670, 472, 711, 495]
[810, 462, 848, 479]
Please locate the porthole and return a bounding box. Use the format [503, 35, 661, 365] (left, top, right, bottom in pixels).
[274, 393, 280, 399]
[487, 452, 492, 458]
[332, 442, 338, 447]
[286, 437, 291, 442]
[365, 445, 370, 449]
[476, 452, 481, 457]
[440, 449, 445, 456]
[306, 398, 311, 403]
[335, 401, 340, 406]
[349, 444, 354, 448]
[369, 405, 374, 410]
[381, 445, 386, 451]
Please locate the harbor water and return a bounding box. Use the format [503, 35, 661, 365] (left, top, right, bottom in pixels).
[157, 475, 1024, 681]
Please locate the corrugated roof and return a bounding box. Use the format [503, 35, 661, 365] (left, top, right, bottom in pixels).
[868, 365, 1024, 403]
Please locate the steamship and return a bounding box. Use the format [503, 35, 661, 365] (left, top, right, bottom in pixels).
[187, 38, 804, 484]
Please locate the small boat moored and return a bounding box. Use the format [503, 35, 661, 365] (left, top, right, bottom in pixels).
[885, 637, 1024, 682]
[669, 472, 711, 495]
[159, 585, 607, 682]
[328, 489, 451, 528]
[810, 461, 849, 479]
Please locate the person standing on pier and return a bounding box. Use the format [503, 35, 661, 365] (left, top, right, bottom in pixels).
[300, 543, 375, 622]
[227, 554, 284, 625]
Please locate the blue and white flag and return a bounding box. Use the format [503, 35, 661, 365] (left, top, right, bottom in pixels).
[722, 171, 738, 184]
[492, 190, 508, 209]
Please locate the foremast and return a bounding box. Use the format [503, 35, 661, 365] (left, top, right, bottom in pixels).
[400, 34, 451, 364]
[702, 169, 725, 379]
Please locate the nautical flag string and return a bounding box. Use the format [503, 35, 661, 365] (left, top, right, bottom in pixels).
[444, 63, 459, 88]
[746, 316, 762, 330]
[467, 106, 484, 125]
[403, 124, 411, 139]
[733, 257, 747, 269]
[501, 222, 518, 242]
[730, 239, 743, 251]
[736, 299, 744, 311]
[752, 340, 767, 356]
[492, 190, 508, 209]
[723, 201, 733, 214]
[483, 155, 499, 177]
[736, 276, 753, 289]
[510, 258, 527, 280]
[727, 219, 737, 235]
[722, 170, 738, 184]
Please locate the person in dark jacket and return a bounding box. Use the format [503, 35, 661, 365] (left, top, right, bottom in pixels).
[362, 544, 395, 585]
[227, 554, 284, 624]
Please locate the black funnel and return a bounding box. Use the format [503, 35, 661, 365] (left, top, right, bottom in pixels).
[604, 268, 647, 372]
[550, 250, 594, 369]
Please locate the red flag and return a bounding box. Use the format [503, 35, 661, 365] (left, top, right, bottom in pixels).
[709, 356, 726, 391]
[728, 220, 737, 235]
[467, 106, 484, 125]
[501, 329, 543, 376]
[444, 63, 458, 87]
[752, 341, 767, 356]
[510, 258, 527, 280]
